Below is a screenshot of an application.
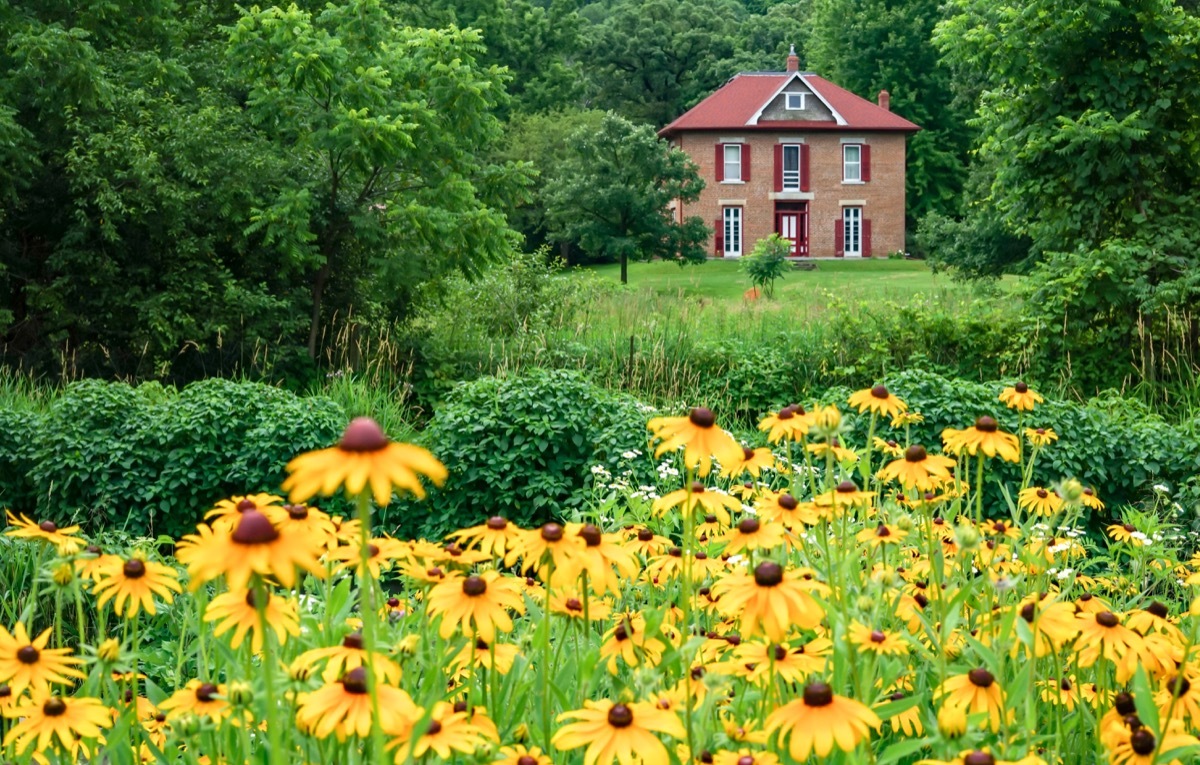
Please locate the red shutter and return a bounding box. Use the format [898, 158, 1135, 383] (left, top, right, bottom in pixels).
[714, 217, 724, 255]
[742, 144, 751, 182]
[862, 144, 871, 182]
[863, 219, 872, 256]
[715, 143, 724, 183]
[773, 144, 783, 192]
[834, 217, 844, 256]
[800, 144, 811, 192]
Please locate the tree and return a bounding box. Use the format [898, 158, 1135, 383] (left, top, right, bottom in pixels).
[227, 0, 528, 358]
[741, 235, 792, 298]
[544, 113, 709, 284]
[807, 0, 972, 223]
[586, 0, 739, 126]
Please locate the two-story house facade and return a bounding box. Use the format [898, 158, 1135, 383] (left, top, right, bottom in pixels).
[660, 49, 920, 258]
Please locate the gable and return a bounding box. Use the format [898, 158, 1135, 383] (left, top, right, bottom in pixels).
[757, 79, 836, 123]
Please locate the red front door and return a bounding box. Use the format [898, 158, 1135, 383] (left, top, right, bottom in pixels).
[775, 206, 809, 256]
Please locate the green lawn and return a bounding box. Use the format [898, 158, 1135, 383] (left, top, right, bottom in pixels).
[581, 258, 967, 304]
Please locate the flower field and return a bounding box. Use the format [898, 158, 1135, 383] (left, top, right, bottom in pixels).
[1, 384, 1198, 765]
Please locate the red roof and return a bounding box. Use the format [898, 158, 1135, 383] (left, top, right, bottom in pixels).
[659, 72, 920, 136]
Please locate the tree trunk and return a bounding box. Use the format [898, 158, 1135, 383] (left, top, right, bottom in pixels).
[307, 262, 332, 359]
[620, 252, 628, 284]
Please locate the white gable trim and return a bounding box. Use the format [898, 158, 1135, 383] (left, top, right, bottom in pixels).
[745, 72, 847, 127]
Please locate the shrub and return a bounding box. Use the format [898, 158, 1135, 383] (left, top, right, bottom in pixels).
[740, 234, 792, 298]
[390, 369, 653, 538]
[23, 379, 346, 538]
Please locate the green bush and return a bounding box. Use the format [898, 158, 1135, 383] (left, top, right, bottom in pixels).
[389, 369, 653, 538]
[740, 234, 792, 298]
[22, 379, 347, 539]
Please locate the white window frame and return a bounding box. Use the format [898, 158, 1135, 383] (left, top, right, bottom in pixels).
[785, 92, 807, 110]
[843, 207, 863, 257]
[843, 144, 863, 183]
[723, 207, 743, 257]
[781, 144, 801, 191]
[723, 144, 743, 182]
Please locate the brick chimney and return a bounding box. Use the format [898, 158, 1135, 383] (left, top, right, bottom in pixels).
[786, 44, 799, 73]
[878, 89, 891, 111]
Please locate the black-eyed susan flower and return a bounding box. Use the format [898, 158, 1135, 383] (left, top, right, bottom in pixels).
[1127, 602, 1181, 639]
[936, 669, 1006, 733]
[549, 589, 611, 622]
[1074, 611, 1145, 667]
[758, 405, 814, 444]
[873, 438, 904, 458]
[158, 680, 230, 722]
[553, 699, 685, 765]
[204, 588, 300, 652]
[722, 518, 786, 554]
[1081, 486, 1105, 510]
[283, 417, 447, 505]
[295, 667, 418, 741]
[729, 641, 823, 685]
[267, 503, 338, 546]
[1024, 427, 1058, 447]
[877, 445, 956, 491]
[1106, 720, 1198, 765]
[599, 617, 667, 673]
[848, 623, 908, 656]
[849, 384, 908, 419]
[1018, 487, 1062, 517]
[450, 637, 521, 676]
[0, 624, 85, 695]
[755, 491, 819, 530]
[205, 493, 284, 532]
[711, 561, 826, 641]
[1108, 522, 1147, 546]
[765, 682, 881, 760]
[447, 516, 523, 559]
[1156, 672, 1200, 727]
[653, 483, 741, 525]
[813, 480, 876, 514]
[1013, 595, 1079, 657]
[1038, 676, 1080, 711]
[712, 749, 778, 765]
[999, 382, 1043, 411]
[2, 691, 111, 755]
[720, 446, 777, 478]
[390, 700, 491, 759]
[881, 690, 923, 735]
[942, 417, 1019, 462]
[4, 512, 84, 555]
[427, 571, 526, 642]
[648, 407, 742, 478]
[326, 536, 407, 578]
[623, 527, 672, 557]
[514, 523, 584, 580]
[177, 509, 324, 590]
[806, 438, 858, 464]
[495, 744, 554, 765]
[296, 632, 403, 684]
[571, 523, 640, 596]
[91, 555, 181, 618]
[856, 523, 908, 549]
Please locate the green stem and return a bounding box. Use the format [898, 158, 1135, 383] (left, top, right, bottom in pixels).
[355, 491, 386, 764]
[255, 578, 284, 765]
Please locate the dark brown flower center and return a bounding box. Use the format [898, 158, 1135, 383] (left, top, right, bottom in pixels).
[613, 625, 629, 641]
[580, 524, 602, 547]
[0, 685, 10, 698]
[777, 406, 795, 420]
[737, 757, 754, 765]
[86, 545, 102, 555]
[342, 667, 369, 694]
[704, 514, 718, 524]
[963, 753, 995, 765]
[669, 547, 682, 557]
[778, 494, 798, 510]
[1037, 489, 1048, 498]
[742, 447, 755, 460]
[1019, 602, 1036, 623]
[695, 551, 708, 560]
[196, 683, 219, 702]
[1114, 692, 1136, 716]
[753, 561, 784, 587]
[689, 408, 716, 428]
[426, 719, 443, 735]
[42, 697, 67, 716]
[16, 645, 39, 664]
[738, 518, 760, 534]
[486, 516, 507, 530]
[338, 418, 389, 452]
[802, 682, 833, 707]
[836, 480, 858, 493]
[38, 520, 58, 533]
[287, 504, 309, 520]
[231, 510, 280, 545]
[1147, 601, 1169, 619]
[462, 575, 488, 596]
[890, 691, 905, 701]
[476, 639, 489, 651]
[540, 523, 563, 542]
[1169, 675, 1191, 697]
[637, 528, 654, 542]
[774, 644, 788, 661]
[236, 498, 257, 512]
[870, 630, 887, 643]
[342, 632, 364, 650]
[1123, 524, 1135, 532]
[875, 525, 891, 538]
[968, 668, 994, 688]
[565, 598, 583, 612]
[691, 481, 706, 494]
[974, 416, 998, 433]
[607, 703, 634, 728]
[1060, 677, 1072, 691]
[245, 589, 261, 608]
[123, 559, 146, 579]
[871, 384, 890, 399]
[387, 597, 400, 608]
[1014, 382, 1028, 393]
[427, 567, 444, 579]
[1096, 611, 1119, 628]
[518, 756, 538, 765]
[1131, 729, 1156, 756]
[904, 445, 927, 462]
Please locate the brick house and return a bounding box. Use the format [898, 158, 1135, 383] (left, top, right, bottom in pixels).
[659, 48, 920, 258]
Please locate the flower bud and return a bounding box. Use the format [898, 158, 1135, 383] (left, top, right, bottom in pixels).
[955, 523, 981, 552]
[97, 638, 121, 664]
[1058, 478, 1084, 504]
[228, 681, 254, 707]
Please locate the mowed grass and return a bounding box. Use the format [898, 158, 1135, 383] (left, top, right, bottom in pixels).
[582, 258, 972, 305]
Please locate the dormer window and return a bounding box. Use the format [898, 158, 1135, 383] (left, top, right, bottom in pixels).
[785, 93, 807, 110]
